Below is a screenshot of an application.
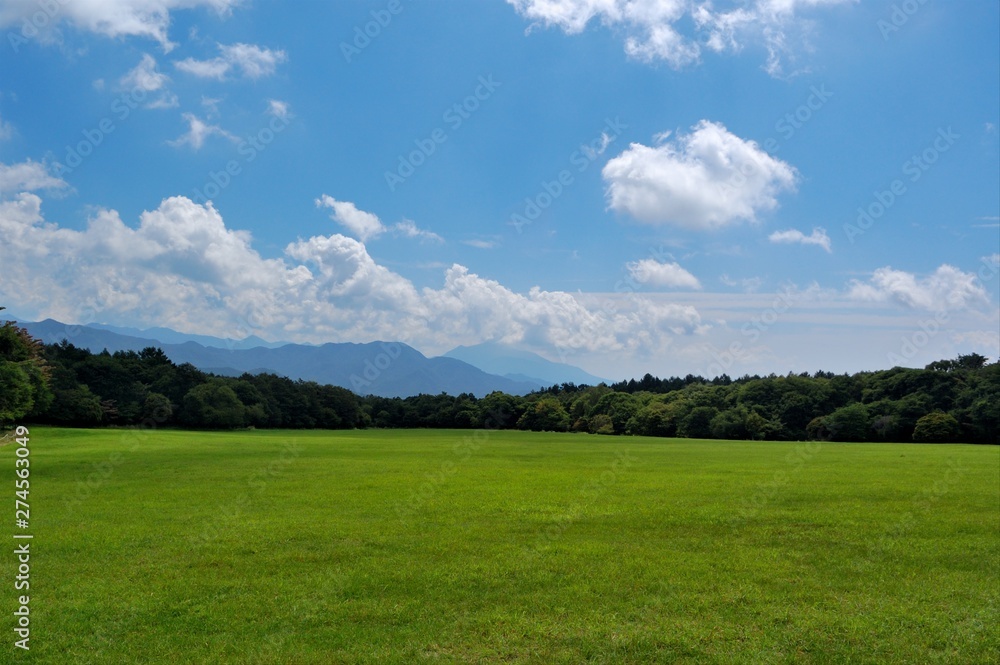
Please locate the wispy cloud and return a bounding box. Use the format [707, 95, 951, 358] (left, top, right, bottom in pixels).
[267, 99, 291, 122]
[0, 0, 242, 52]
[462, 239, 498, 249]
[768, 227, 832, 253]
[167, 113, 237, 150]
[176, 43, 288, 80]
[392, 219, 443, 243]
[507, 0, 856, 76]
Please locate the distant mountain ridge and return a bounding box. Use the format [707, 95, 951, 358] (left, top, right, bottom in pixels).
[88, 322, 286, 350]
[444, 341, 607, 387]
[17, 319, 541, 398]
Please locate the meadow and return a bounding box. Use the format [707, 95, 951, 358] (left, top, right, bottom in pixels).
[2, 427, 998, 664]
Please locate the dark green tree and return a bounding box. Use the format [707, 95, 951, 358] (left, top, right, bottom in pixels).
[912, 411, 960, 443]
[181, 381, 246, 429]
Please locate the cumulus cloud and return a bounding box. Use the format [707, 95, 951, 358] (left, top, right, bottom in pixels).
[175, 43, 288, 80]
[768, 227, 831, 252]
[507, 0, 854, 74]
[0, 194, 708, 356]
[119, 54, 177, 108]
[315, 196, 385, 243]
[168, 113, 237, 150]
[315, 198, 443, 244]
[603, 120, 797, 230]
[847, 265, 990, 312]
[0, 160, 68, 194]
[0, 0, 241, 51]
[628, 259, 701, 289]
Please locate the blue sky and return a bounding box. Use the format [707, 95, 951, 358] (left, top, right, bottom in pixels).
[0, 0, 997, 381]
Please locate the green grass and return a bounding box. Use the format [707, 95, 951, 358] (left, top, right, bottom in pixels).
[2, 427, 998, 664]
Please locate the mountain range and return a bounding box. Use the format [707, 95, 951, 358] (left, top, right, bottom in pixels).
[17, 319, 605, 398]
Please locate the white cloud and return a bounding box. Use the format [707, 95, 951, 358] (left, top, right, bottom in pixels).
[768, 227, 831, 252]
[507, 0, 854, 74]
[175, 43, 288, 80]
[0, 194, 708, 359]
[628, 259, 701, 289]
[168, 113, 237, 150]
[315, 196, 385, 243]
[0, 113, 12, 141]
[0, 0, 241, 52]
[719, 274, 763, 293]
[0, 160, 68, 194]
[392, 219, 443, 243]
[315, 198, 442, 244]
[120, 54, 168, 91]
[201, 96, 222, 117]
[462, 239, 497, 249]
[119, 54, 177, 108]
[848, 265, 990, 312]
[266, 99, 291, 121]
[603, 120, 797, 230]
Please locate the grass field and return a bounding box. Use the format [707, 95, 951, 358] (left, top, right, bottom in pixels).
[2, 427, 998, 664]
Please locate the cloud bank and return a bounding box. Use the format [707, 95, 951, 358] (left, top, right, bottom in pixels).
[0, 191, 707, 357]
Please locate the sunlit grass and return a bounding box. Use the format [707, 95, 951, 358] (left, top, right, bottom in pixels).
[3, 427, 998, 663]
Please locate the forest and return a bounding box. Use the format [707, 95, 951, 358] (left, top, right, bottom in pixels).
[1, 320, 997, 444]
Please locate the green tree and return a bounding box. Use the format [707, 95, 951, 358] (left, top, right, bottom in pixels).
[0, 321, 51, 425]
[710, 408, 748, 440]
[677, 406, 718, 439]
[627, 400, 676, 437]
[480, 391, 526, 429]
[181, 381, 246, 429]
[824, 403, 870, 442]
[912, 411, 960, 443]
[590, 392, 639, 434]
[0, 364, 33, 424]
[588, 413, 614, 435]
[48, 385, 104, 425]
[517, 397, 570, 432]
[141, 392, 174, 425]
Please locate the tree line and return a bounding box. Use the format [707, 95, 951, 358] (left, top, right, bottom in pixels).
[0, 319, 996, 443]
